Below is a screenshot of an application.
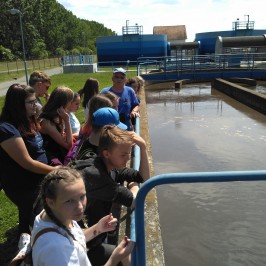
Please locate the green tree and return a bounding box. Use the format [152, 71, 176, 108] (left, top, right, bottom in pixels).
[0, 0, 115, 60]
[0, 45, 15, 60]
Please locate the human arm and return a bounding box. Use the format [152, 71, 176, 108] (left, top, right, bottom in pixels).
[121, 133, 150, 208]
[58, 107, 73, 149]
[40, 108, 73, 150]
[132, 132, 150, 181]
[127, 182, 139, 208]
[72, 132, 79, 139]
[1, 137, 56, 174]
[83, 213, 118, 242]
[130, 88, 140, 118]
[130, 105, 140, 119]
[104, 236, 134, 266]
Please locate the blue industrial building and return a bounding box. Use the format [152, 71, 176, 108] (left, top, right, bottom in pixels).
[96, 23, 178, 64]
[96, 34, 168, 63]
[96, 17, 266, 63]
[195, 17, 266, 54]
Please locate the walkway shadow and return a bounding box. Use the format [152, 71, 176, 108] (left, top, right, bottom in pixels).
[0, 226, 20, 266]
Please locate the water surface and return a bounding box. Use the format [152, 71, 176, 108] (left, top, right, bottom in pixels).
[146, 83, 266, 266]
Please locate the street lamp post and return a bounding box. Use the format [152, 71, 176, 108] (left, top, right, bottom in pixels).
[10, 8, 28, 85]
[82, 32, 85, 53]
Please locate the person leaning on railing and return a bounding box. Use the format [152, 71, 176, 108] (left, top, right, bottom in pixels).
[78, 124, 150, 265]
[100, 68, 140, 131]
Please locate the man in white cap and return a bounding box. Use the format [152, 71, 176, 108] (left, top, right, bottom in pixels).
[100, 68, 140, 131]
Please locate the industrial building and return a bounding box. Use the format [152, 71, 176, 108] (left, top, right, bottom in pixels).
[96, 17, 266, 63]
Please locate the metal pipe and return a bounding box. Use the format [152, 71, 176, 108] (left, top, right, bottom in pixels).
[218, 35, 266, 48]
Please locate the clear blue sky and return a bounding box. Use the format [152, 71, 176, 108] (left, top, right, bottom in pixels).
[57, 0, 266, 41]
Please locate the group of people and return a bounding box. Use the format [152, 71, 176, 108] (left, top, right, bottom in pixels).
[0, 68, 149, 266]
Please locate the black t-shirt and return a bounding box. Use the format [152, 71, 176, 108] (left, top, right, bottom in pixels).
[77, 138, 98, 160]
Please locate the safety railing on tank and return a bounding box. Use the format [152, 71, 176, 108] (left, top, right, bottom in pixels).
[112, 117, 139, 252]
[131, 170, 266, 266]
[128, 116, 140, 264]
[137, 53, 266, 75]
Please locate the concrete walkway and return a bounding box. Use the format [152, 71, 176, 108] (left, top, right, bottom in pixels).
[0, 67, 63, 97]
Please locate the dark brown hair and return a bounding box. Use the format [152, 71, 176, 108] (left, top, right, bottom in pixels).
[39, 86, 74, 132]
[78, 78, 99, 108]
[0, 83, 40, 136]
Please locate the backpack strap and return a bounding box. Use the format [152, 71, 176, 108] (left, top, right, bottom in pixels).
[9, 228, 65, 266]
[32, 228, 65, 247]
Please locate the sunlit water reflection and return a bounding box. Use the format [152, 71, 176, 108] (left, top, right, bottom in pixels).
[146, 82, 266, 266]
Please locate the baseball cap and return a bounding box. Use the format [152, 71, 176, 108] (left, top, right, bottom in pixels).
[113, 67, 126, 75]
[92, 107, 127, 130]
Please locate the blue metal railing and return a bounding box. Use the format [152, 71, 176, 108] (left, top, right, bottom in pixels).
[130, 116, 140, 265]
[137, 53, 266, 81]
[132, 170, 266, 266]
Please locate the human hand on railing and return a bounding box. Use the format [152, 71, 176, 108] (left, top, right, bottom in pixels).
[107, 236, 134, 266]
[130, 110, 140, 119]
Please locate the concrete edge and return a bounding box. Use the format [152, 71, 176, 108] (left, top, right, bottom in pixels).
[139, 87, 165, 266]
[118, 86, 165, 265]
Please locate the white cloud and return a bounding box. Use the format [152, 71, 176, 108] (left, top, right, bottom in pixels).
[57, 0, 266, 41]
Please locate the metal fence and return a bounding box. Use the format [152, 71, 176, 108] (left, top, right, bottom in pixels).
[0, 57, 61, 75]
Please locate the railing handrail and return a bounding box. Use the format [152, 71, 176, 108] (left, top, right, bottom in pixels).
[137, 53, 266, 76]
[133, 170, 266, 266]
[130, 116, 140, 265]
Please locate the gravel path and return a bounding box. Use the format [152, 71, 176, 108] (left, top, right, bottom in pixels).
[0, 67, 63, 97]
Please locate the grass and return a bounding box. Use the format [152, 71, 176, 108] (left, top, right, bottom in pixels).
[0, 69, 137, 265]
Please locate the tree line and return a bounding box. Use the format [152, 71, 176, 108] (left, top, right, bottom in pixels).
[0, 0, 115, 60]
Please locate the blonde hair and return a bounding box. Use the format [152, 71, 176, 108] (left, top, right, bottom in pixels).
[98, 125, 134, 155]
[29, 70, 51, 86]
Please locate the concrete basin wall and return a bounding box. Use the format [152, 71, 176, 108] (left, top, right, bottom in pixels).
[212, 78, 266, 115]
[63, 63, 97, 73]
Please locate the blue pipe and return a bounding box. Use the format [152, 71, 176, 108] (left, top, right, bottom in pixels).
[133, 170, 266, 266]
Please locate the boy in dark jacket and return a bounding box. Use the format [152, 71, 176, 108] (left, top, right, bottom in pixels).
[78, 124, 150, 264]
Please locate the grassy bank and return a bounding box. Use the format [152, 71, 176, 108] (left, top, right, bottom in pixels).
[0, 69, 137, 264]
